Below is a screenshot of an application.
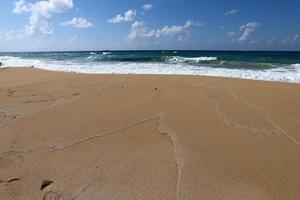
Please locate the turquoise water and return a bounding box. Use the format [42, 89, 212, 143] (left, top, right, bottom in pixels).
[1, 51, 300, 83]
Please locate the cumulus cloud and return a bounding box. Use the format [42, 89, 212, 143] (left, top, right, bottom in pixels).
[238, 22, 261, 42]
[128, 20, 201, 40]
[155, 20, 201, 37]
[13, 0, 30, 13]
[13, 0, 74, 35]
[127, 21, 153, 40]
[142, 4, 153, 11]
[107, 9, 136, 24]
[61, 17, 93, 28]
[225, 9, 238, 16]
[282, 35, 299, 43]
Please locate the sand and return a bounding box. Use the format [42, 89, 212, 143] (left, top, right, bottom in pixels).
[0, 67, 300, 200]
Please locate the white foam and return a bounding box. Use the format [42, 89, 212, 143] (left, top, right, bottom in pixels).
[1, 56, 300, 83]
[167, 56, 218, 63]
[290, 63, 300, 67]
[0, 56, 43, 67]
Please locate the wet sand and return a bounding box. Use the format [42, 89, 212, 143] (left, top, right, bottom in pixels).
[1, 67, 300, 200]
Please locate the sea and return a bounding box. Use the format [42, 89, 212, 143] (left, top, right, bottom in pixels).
[1, 51, 300, 83]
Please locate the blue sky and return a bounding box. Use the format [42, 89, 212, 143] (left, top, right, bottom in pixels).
[0, 0, 299, 51]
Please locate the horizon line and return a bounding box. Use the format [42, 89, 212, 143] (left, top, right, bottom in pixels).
[1, 49, 300, 53]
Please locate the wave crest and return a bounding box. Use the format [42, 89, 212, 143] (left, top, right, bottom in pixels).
[167, 56, 218, 63]
[290, 63, 300, 67]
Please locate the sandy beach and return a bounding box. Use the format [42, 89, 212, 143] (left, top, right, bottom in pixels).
[1, 67, 300, 200]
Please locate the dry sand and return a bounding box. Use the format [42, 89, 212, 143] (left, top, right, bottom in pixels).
[1, 67, 300, 200]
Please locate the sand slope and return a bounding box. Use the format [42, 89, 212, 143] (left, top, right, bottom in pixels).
[1, 68, 300, 200]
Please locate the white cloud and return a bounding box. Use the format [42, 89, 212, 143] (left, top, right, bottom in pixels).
[225, 9, 238, 16]
[107, 9, 136, 24]
[282, 35, 299, 44]
[13, 0, 30, 13]
[238, 22, 261, 42]
[227, 31, 235, 36]
[142, 4, 153, 11]
[128, 20, 201, 40]
[61, 17, 93, 28]
[127, 21, 145, 40]
[69, 34, 78, 43]
[219, 26, 225, 30]
[155, 20, 201, 37]
[127, 21, 155, 40]
[13, 0, 74, 35]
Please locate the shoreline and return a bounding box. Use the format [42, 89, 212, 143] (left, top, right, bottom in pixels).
[2, 66, 300, 86]
[1, 67, 300, 199]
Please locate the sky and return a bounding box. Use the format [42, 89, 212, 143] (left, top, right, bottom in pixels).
[0, 0, 300, 51]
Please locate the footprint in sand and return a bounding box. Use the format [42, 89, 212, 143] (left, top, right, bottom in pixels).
[40, 180, 69, 200]
[42, 191, 68, 200]
[7, 89, 16, 97]
[0, 112, 18, 122]
[41, 180, 54, 191]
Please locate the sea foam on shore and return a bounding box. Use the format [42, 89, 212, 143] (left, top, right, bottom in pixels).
[1, 51, 300, 83]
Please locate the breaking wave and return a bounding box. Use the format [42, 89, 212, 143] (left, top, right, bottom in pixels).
[167, 56, 218, 63]
[1, 51, 300, 83]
